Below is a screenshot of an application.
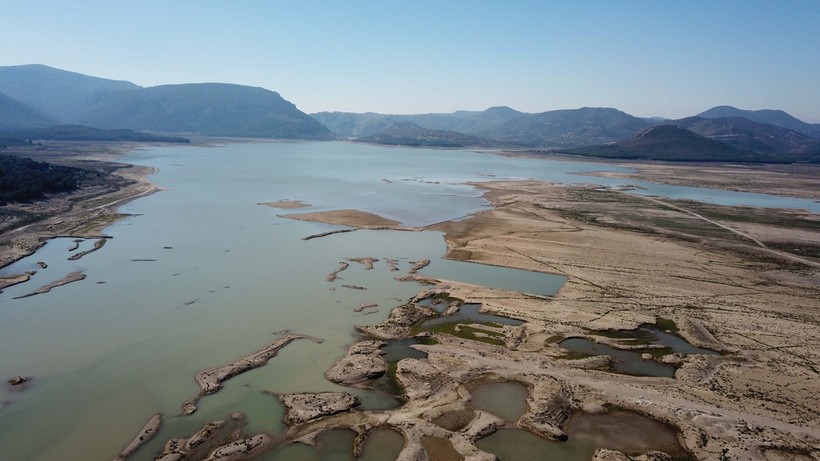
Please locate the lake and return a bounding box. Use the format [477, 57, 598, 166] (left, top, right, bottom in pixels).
[0, 141, 814, 461]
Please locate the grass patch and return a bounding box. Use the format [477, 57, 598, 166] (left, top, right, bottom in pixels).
[656, 317, 678, 333]
[382, 361, 406, 397]
[556, 351, 592, 360]
[417, 321, 506, 346]
[545, 335, 564, 344]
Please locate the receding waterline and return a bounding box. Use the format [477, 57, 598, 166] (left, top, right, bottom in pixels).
[0, 141, 810, 461]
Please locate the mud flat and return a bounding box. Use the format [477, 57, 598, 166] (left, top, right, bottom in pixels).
[326, 261, 350, 281]
[67, 237, 107, 260]
[278, 392, 361, 424]
[0, 271, 35, 292]
[585, 161, 820, 201]
[112, 413, 162, 461]
[154, 413, 270, 461]
[281, 209, 401, 228]
[257, 199, 312, 209]
[276, 173, 820, 460]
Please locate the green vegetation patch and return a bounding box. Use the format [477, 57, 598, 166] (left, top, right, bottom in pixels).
[656, 317, 678, 333]
[0, 154, 100, 202]
[414, 321, 506, 346]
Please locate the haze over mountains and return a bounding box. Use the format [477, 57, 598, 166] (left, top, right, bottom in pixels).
[1, 64, 819, 162]
[0, 64, 333, 140]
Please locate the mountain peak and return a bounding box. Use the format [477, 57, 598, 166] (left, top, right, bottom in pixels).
[698, 105, 820, 139]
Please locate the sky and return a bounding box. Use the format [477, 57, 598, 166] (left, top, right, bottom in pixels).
[2, 1, 819, 121]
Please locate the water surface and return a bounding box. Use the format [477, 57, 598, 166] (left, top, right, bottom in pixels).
[0, 141, 808, 461]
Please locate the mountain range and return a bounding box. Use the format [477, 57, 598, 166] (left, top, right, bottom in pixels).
[1, 64, 819, 162]
[314, 106, 820, 162]
[0, 64, 333, 140]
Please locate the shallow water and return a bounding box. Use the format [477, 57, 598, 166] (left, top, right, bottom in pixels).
[0, 141, 810, 461]
[477, 410, 686, 460]
[558, 324, 718, 377]
[381, 337, 431, 362]
[358, 428, 405, 461]
[418, 303, 525, 329]
[558, 338, 677, 377]
[470, 381, 529, 421]
[422, 260, 566, 296]
[260, 428, 356, 461]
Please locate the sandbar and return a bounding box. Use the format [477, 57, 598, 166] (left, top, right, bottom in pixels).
[14, 271, 86, 299]
[281, 209, 401, 228]
[257, 199, 312, 209]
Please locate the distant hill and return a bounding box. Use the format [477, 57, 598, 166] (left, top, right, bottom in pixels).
[562, 125, 773, 162]
[489, 107, 648, 147]
[354, 121, 493, 147]
[312, 106, 524, 138]
[699, 105, 820, 140]
[674, 116, 820, 155]
[0, 91, 55, 129]
[0, 125, 189, 144]
[390, 106, 524, 136]
[311, 112, 393, 138]
[73, 83, 335, 139]
[0, 65, 333, 140]
[0, 64, 140, 120]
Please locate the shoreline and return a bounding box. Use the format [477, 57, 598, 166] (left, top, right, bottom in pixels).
[0, 141, 162, 270]
[4, 141, 818, 460]
[245, 168, 819, 459]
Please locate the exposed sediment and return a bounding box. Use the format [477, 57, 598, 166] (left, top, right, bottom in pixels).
[13, 271, 86, 299]
[326, 262, 349, 282]
[303, 229, 356, 241]
[257, 199, 311, 209]
[358, 302, 436, 339]
[353, 303, 378, 312]
[279, 392, 361, 424]
[346, 256, 379, 270]
[276, 176, 820, 460]
[408, 259, 431, 274]
[154, 413, 270, 461]
[112, 413, 162, 461]
[0, 271, 35, 292]
[282, 209, 401, 228]
[67, 237, 107, 260]
[183, 334, 323, 414]
[325, 340, 387, 385]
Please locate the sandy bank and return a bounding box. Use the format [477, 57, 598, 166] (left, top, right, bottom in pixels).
[13, 271, 86, 299]
[257, 199, 312, 209]
[0, 141, 162, 270]
[278, 172, 819, 460]
[281, 209, 401, 227]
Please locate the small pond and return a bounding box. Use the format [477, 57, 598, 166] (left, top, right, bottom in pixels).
[559, 323, 719, 377]
[358, 428, 405, 461]
[416, 302, 525, 328]
[469, 381, 529, 422]
[559, 338, 677, 377]
[259, 428, 356, 461]
[477, 410, 688, 461]
[380, 337, 433, 362]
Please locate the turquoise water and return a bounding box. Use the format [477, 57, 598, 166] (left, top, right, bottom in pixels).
[0, 141, 812, 461]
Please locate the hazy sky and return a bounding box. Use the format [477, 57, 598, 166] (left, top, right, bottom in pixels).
[2, 1, 819, 121]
